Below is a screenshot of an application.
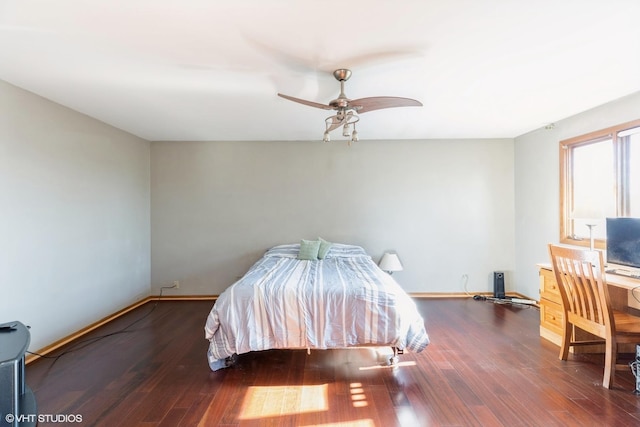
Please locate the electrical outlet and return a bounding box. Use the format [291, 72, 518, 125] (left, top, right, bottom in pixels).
[173, 281, 180, 289]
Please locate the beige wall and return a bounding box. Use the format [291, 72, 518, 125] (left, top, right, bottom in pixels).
[0, 80, 151, 351]
[151, 138, 516, 295]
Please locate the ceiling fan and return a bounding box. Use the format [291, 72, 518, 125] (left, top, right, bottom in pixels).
[277, 69, 422, 144]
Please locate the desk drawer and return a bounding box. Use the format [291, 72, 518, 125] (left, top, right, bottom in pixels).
[539, 268, 562, 304]
[540, 299, 563, 336]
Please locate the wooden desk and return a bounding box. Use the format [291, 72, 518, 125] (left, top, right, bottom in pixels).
[538, 263, 640, 351]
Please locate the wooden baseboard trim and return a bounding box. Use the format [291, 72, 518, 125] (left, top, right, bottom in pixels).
[409, 292, 535, 300]
[26, 295, 219, 364]
[153, 293, 538, 301]
[26, 292, 533, 364]
[26, 296, 153, 364]
[154, 295, 218, 301]
[25, 295, 218, 364]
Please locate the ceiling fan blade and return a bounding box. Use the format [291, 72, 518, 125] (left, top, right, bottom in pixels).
[351, 96, 423, 114]
[277, 93, 332, 110]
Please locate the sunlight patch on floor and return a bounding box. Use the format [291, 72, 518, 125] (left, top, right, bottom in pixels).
[350, 382, 368, 408]
[239, 384, 328, 419]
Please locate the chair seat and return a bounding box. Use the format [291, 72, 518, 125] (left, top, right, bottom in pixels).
[612, 310, 640, 335]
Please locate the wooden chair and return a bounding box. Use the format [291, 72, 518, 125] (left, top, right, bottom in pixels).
[548, 244, 640, 388]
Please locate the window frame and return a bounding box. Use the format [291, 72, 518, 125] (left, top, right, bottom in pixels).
[559, 118, 640, 249]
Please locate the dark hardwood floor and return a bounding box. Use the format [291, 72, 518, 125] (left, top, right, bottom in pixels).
[26, 298, 640, 426]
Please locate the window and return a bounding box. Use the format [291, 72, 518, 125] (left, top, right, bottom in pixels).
[560, 119, 640, 248]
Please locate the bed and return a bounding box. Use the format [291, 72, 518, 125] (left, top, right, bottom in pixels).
[204, 241, 430, 371]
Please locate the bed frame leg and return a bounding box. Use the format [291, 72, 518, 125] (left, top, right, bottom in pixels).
[224, 354, 237, 368]
[390, 347, 403, 365]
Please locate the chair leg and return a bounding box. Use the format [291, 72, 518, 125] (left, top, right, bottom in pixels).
[559, 321, 571, 361]
[603, 340, 615, 389]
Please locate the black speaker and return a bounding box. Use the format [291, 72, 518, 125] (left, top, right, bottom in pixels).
[493, 271, 505, 299]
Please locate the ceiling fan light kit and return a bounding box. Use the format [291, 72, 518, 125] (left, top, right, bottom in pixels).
[278, 69, 422, 145]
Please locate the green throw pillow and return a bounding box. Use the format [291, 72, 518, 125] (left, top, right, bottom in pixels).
[318, 237, 333, 259]
[298, 239, 321, 260]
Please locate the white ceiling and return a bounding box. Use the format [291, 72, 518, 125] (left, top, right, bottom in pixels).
[1, 0, 640, 142]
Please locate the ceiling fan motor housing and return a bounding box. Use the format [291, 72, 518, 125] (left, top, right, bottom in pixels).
[329, 98, 353, 109]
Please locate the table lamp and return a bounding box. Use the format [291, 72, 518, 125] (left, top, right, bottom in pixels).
[379, 252, 403, 275]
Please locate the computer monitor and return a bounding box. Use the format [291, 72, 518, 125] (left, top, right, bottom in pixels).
[606, 217, 640, 269]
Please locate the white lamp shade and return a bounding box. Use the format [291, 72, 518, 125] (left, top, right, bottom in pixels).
[379, 253, 403, 272]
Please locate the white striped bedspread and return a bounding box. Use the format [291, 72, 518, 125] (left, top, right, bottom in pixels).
[204, 243, 430, 371]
